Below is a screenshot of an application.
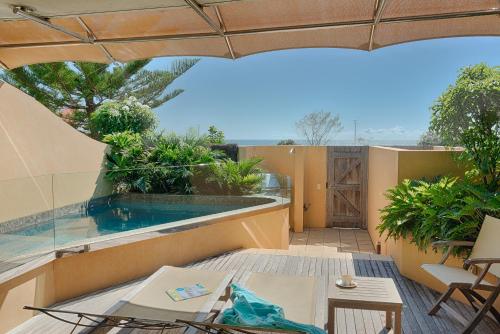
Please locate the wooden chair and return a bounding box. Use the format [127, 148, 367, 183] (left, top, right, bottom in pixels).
[421, 215, 500, 334]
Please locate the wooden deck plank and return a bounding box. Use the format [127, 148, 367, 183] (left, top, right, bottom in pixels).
[9, 251, 499, 334]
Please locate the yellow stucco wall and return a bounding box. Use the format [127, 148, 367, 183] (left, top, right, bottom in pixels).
[398, 150, 464, 181]
[0, 262, 56, 333]
[0, 83, 110, 223]
[0, 206, 289, 333]
[365, 146, 490, 305]
[302, 147, 327, 228]
[239, 146, 327, 231]
[367, 146, 400, 260]
[367, 146, 465, 257]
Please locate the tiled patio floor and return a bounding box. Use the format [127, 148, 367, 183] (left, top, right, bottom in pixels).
[289, 228, 377, 257]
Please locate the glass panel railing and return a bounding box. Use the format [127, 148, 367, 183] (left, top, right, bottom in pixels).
[0, 175, 55, 273]
[0, 165, 290, 274]
[51, 165, 290, 251]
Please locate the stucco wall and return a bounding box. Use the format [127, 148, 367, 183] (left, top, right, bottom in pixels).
[239, 146, 327, 231]
[0, 82, 110, 223]
[366, 146, 481, 304]
[0, 206, 289, 333]
[367, 146, 399, 259]
[367, 146, 464, 257]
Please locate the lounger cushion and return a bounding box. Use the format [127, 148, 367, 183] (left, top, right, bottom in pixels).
[245, 273, 317, 325]
[111, 266, 231, 322]
[421, 264, 493, 286]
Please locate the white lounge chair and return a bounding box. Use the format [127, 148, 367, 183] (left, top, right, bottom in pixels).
[422, 215, 500, 334]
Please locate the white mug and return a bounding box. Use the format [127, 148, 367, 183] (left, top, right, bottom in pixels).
[341, 274, 352, 286]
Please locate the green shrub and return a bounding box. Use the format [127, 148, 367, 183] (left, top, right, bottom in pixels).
[207, 125, 225, 144]
[277, 139, 297, 145]
[103, 131, 148, 193]
[377, 176, 499, 255]
[103, 131, 222, 194]
[90, 97, 157, 139]
[459, 126, 499, 192]
[205, 158, 265, 195]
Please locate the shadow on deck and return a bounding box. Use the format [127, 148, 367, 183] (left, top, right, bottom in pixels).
[9, 249, 499, 334]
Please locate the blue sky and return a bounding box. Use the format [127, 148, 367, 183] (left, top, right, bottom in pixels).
[148, 37, 499, 142]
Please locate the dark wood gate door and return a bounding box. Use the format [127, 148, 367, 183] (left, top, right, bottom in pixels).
[326, 146, 368, 228]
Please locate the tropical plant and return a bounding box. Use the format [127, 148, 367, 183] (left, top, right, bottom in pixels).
[205, 158, 265, 195]
[0, 59, 199, 136]
[277, 139, 297, 145]
[103, 131, 147, 193]
[89, 97, 158, 139]
[296, 111, 343, 145]
[428, 63, 500, 146]
[103, 130, 221, 194]
[207, 125, 225, 144]
[377, 177, 499, 255]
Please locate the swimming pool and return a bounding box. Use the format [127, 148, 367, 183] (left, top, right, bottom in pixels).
[0, 194, 276, 261]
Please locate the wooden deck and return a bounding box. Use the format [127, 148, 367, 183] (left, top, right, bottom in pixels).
[10, 248, 498, 334]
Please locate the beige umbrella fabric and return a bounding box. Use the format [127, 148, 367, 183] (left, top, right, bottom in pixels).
[0, 0, 499, 69]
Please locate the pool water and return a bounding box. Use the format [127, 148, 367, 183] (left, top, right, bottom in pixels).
[0, 197, 252, 260]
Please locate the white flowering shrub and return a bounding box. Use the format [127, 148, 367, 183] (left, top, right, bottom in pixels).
[89, 97, 158, 139]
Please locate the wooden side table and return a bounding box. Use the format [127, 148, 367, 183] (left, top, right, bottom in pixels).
[328, 276, 403, 333]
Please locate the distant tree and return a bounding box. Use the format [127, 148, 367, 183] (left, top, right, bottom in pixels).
[0, 58, 199, 137]
[277, 139, 297, 145]
[428, 63, 499, 146]
[207, 125, 225, 144]
[89, 97, 158, 140]
[296, 111, 343, 145]
[418, 130, 444, 146]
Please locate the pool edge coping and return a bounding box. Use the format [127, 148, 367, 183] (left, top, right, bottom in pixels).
[0, 198, 290, 285]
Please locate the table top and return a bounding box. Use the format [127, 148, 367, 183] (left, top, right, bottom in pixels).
[329, 276, 402, 307]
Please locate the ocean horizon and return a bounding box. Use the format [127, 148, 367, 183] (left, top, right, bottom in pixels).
[226, 139, 419, 146]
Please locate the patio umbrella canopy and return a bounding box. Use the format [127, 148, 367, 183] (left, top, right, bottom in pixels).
[0, 0, 499, 69]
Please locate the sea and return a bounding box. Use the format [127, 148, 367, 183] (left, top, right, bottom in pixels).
[226, 139, 419, 146]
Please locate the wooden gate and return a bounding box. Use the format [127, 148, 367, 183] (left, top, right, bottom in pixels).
[326, 146, 368, 228]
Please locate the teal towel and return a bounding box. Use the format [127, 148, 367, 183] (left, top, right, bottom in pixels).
[221, 283, 326, 334]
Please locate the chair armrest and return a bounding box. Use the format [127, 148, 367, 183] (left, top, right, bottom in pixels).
[432, 240, 475, 248]
[464, 258, 500, 266]
[432, 240, 475, 264]
[463, 258, 500, 289]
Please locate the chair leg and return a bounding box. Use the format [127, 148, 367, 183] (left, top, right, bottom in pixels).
[429, 287, 455, 315]
[468, 289, 500, 323]
[461, 287, 500, 334]
[459, 288, 479, 312]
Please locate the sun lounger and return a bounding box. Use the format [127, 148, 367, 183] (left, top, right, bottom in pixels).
[26, 266, 235, 333]
[214, 272, 326, 330]
[106, 266, 235, 323]
[24, 269, 325, 334]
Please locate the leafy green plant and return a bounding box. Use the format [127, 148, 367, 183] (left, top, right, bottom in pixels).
[205, 158, 265, 195]
[90, 97, 158, 139]
[458, 126, 499, 192]
[103, 131, 222, 194]
[207, 125, 225, 144]
[103, 131, 148, 193]
[277, 139, 297, 145]
[377, 177, 499, 254]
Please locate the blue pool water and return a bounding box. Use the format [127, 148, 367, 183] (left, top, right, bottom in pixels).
[0, 196, 259, 259]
